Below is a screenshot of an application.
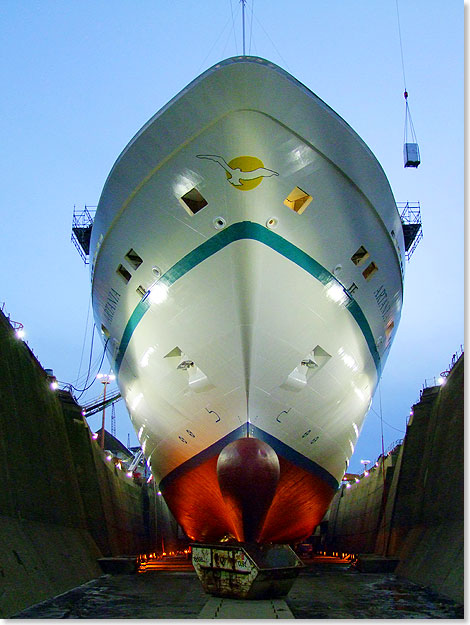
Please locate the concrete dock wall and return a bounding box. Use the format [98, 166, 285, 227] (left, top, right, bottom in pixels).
[60, 392, 159, 557]
[0, 311, 159, 617]
[325, 354, 464, 604]
[326, 448, 398, 555]
[386, 354, 464, 603]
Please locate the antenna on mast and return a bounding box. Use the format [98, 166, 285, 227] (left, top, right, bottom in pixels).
[241, 0, 246, 55]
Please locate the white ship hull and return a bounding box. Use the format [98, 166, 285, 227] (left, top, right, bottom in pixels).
[90, 57, 404, 543]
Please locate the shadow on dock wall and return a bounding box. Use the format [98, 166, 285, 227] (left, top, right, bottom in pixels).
[325, 354, 464, 604]
[0, 311, 164, 617]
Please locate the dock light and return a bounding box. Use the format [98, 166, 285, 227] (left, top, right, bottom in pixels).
[148, 282, 169, 305]
[437, 376, 446, 386]
[355, 478, 360, 483]
[326, 282, 347, 305]
[50, 380, 59, 391]
[15, 328, 25, 339]
[140, 347, 155, 369]
[346, 483, 351, 489]
[92, 433, 98, 440]
[126, 471, 133, 478]
[97, 373, 116, 383]
[338, 348, 358, 372]
[97, 372, 116, 449]
[364, 471, 369, 477]
[157, 490, 162, 496]
[106, 454, 112, 461]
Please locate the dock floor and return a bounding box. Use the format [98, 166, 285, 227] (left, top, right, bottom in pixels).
[11, 557, 463, 619]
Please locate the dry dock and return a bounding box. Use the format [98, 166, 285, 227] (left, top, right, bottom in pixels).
[11, 557, 463, 619]
[0, 307, 464, 618]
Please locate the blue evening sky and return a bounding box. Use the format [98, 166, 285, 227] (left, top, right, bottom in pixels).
[0, 1, 463, 473]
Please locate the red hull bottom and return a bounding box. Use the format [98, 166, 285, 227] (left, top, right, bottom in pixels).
[162, 450, 336, 544]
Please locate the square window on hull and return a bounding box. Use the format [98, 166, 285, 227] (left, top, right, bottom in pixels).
[125, 248, 143, 270]
[179, 188, 208, 216]
[284, 187, 313, 215]
[117, 264, 131, 283]
[351, 246, 370, 266]
[362, 262, 378, 281]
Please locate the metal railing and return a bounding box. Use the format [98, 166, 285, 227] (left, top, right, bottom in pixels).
[419, 346, 464, 399]
[71, 205, 96, 264]
[81, 391, 122, 417]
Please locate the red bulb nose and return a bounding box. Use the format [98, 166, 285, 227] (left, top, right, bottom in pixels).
[217, 438, 280, 542]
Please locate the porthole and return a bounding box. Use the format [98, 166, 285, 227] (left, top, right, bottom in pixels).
[152, 266, 161, 278]
[213, 216, 226, 230]
[266, 217, 279, 229]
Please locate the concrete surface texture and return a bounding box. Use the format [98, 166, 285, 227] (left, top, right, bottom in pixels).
[388, 354, 464, 603]
[0, 312, 101, 617]
[1, 302, 464, 613]
[198, 597, 294, 618]
[326, 448, 398, 555]
[324, 354, 464, 605]
[0, 311, 160, 617]
[11, 559, 464, 619]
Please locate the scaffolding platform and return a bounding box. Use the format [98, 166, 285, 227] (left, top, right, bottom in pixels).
[398, 201, 423, 260]
[71, 205, 96, 264]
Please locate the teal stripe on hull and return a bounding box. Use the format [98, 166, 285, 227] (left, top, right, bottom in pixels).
[114, 221, 381, 374]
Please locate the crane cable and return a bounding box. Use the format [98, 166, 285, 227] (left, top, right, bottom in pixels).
[395, 0, 420, 162]
[75, 294, 92, 385]
[403, 94, 418, 146]
[395, 0, 407, 93]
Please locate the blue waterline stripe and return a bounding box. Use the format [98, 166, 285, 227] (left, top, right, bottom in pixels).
[158, 423, 339, 493]
[114, 221, 381, 374]
[249, 425, 339, 491]
[159, 424, 248, 492]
